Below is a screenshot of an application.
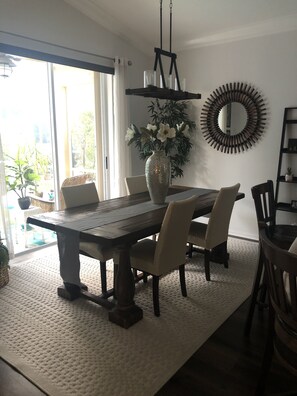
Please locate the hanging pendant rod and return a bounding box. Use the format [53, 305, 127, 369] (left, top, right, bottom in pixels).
[160, 0, 163, 49]
[170, 0, 173, 53]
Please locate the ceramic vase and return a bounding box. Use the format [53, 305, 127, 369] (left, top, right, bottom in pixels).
[145, 150, 171, 204]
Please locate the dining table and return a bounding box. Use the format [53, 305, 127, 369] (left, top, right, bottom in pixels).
[27, 185, 245, 328]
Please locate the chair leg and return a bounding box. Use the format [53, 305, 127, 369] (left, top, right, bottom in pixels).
[222, 241, 229, 268]
[255, 301, 275, 395]
[244, 249, 264, 336]
[152, 275, 160, 317]
[188, 243, 193, 258]
[100, 261, 107, 294]
[179, 264, 187, 297]
[143, 272, 148, 283]
[204, 249, 211, 281]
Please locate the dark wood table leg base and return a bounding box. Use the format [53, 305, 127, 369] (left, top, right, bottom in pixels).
[108, 304, 143, 329]
[57, 284, 81, 301]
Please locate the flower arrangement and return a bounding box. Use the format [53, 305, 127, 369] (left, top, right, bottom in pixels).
[126, 100, 196, 179]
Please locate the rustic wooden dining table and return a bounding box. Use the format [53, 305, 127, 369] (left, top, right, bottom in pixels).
[27, 185, 244, 328]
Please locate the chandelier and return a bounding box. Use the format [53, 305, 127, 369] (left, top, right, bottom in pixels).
[126, 0, 201, 101]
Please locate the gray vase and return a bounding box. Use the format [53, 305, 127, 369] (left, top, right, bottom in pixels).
[145, 150, 170, 204]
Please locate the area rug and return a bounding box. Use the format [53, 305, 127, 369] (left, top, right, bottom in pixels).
[0, 237, 258, 396]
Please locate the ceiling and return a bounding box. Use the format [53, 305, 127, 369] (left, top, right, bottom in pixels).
[63, 0, 297, 54]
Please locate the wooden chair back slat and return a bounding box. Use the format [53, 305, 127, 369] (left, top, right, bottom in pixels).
[251, 180, 276, 227]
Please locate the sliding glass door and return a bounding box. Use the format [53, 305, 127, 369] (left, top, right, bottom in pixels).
[0, 56, 112, 254]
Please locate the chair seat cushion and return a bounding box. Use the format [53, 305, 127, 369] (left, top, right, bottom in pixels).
[79, 241, 113, 262]
[130, 239, 159, 275]
[187, 221, 207, 248]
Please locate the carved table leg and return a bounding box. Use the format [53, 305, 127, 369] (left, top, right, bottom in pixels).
[108, 246, 143, 328]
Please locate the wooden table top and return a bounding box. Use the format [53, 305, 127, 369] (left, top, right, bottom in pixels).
[27, 185, 245, 248]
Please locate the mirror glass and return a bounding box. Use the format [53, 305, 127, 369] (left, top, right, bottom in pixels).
[218, 102, 247, 135]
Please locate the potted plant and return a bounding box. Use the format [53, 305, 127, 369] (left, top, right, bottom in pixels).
[126, 99, 196, 179]
[0, 236, 9, 288]
[285, 167, 294, 182]
[5, 149, 40, 209]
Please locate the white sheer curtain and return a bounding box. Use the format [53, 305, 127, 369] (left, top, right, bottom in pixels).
[111, 57, 131, 198]
[0, 133, 14, 258]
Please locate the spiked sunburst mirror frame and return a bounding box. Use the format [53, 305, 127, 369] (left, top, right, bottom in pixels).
[200, 82, 267, 153]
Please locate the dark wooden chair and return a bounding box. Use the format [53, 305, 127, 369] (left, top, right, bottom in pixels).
[244, 180, 297, 336]
[256, 227, 297, 395]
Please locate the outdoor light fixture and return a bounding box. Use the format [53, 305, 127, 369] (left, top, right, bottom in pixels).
[126, 0, 201, 101]
[0, 53, 17, 78]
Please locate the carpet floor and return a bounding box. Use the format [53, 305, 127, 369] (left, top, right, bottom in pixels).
[0, 237, 258, 396]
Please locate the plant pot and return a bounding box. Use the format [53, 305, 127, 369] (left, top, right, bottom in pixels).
[0, 267, 9, 288]
[145, 150, 171, 204]
[18, 196, 31, 210]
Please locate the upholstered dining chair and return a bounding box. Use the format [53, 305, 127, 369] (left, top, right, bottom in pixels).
[125, 174, 148, 195]
[244, 180, 297, 336]
[125, 173, 157, 249]
[129, 195, 198, 317]
[61, 182, 114, 296]
[60, 173, 92, 209]
[256, 227, 297, 395]
[187, 183, 240, 281]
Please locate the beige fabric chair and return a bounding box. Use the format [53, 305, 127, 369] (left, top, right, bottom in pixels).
[125, 175, 148, 195]
[61, 182, 114, 296]
[130, 195, 197, 316]
[125, 174, 157, 273]
[60, 174, 92, 209]
[187, 183, 240, 281]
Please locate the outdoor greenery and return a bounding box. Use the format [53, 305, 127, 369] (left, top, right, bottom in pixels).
[71, 111, 96, 171]
[126, 99, 196, 179]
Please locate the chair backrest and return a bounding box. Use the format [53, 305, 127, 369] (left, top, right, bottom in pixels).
[125, 175, 148, 195]
[60, 174, 92, 209]
[61, 182, 99, 209]
[205, 183, 240, 249]
[259, 227, 297, 375]
[154, 195, 197, 273]
[251, 180, 276, 228]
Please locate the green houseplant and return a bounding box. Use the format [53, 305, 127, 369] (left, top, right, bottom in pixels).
[0, 236, 9, 288]
[126, 99, 196, 179]
[5, 148, 39, 209]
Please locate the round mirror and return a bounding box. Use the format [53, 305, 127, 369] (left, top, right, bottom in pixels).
[218, 102, 247, 135]
[200, 82, 267, 153]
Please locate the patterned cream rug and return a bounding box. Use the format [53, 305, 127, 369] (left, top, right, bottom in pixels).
[0, 237, 258, 396]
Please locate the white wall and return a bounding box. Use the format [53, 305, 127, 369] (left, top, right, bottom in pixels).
[172, 30, 297, 240]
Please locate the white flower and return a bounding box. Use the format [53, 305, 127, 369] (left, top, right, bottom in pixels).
[157, 123, 176, 142]
[176, 122, 184, 131]
[177, 122, 190, 138]
[125, 126, 135, 142]
[182, 125, 190, 138]
[146, 123, 157, 132]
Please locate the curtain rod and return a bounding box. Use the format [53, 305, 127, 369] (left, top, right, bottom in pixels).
[0, 30, 132, 64]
